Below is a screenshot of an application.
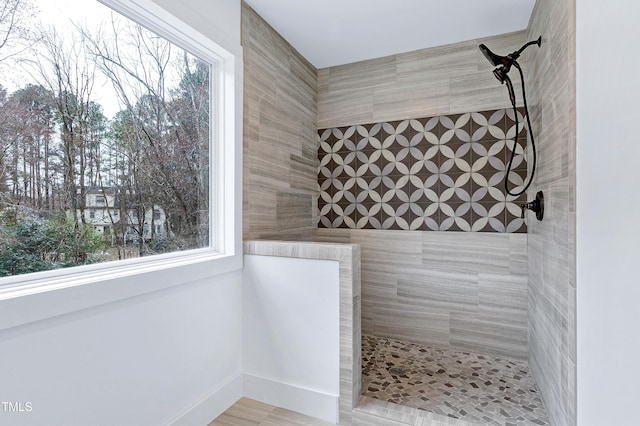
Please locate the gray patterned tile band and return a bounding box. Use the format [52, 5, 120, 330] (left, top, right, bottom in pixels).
[318, 108, 528, 233]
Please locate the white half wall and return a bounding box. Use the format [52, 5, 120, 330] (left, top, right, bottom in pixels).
[576, 1, 640, 425]
[243, 254, 340, 424]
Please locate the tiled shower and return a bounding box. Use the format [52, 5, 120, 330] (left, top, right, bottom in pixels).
[242, 0, 575, 424]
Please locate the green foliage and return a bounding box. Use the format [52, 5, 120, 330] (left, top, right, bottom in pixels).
[0, 209, 109, 277]
[0, 220, 52, 275]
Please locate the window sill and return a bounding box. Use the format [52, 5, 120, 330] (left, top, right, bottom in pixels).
[0, 250, 242, 332]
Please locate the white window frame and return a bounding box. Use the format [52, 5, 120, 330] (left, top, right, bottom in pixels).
[0, 0, 242, 328]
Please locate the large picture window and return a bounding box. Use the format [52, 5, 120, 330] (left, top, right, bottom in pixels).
[0, 0, 225, 279]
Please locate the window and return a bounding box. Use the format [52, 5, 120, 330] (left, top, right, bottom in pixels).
[0, 0, 238, 283]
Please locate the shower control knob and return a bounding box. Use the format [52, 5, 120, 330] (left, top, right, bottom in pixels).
[520, 191, 544, 221]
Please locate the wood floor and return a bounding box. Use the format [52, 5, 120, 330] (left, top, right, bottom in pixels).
[208, 398, 333, 426]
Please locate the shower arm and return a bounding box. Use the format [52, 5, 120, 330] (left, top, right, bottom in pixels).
[492, 36, 542, 76]
[506, 36, 543, 68]
[515, 36, 542, 58]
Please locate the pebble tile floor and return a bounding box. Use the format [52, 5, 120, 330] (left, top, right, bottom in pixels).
[362, 335, 550, 426]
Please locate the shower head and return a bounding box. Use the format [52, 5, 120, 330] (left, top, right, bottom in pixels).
[479, 43, 511, 68]
[479, 36, 542, 83]
[493, 66, 509, 83]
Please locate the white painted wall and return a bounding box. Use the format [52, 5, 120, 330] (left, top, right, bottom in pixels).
[576, 1, 640, 424]
[0, 271, 242, 426]
[0, 1, 244, 425]
[243, 255, 340, 424]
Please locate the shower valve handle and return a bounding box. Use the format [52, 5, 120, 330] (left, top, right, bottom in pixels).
[520, 191, 544, 221]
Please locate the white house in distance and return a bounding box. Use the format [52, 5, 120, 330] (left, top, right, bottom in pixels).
[79, 186, 169, 243]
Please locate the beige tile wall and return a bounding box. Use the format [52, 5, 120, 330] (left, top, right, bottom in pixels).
[317, 229, 528, 360]
[316, 33, 533, 360]
[526, 1, 577, 425]
[242, 2, 318, 241]
[318, 31, 528, 129]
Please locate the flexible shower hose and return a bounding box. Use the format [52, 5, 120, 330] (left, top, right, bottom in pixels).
[504, 62, 536, 198]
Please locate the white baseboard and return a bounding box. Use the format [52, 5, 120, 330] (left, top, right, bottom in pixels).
[167, 374, 243, 426]
[167, 373, 338, 425]
[242, 374, 339, 424]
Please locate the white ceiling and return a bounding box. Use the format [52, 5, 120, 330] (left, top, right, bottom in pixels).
[243, 0, 536, 68]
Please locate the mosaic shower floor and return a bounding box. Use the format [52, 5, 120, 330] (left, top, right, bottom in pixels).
[362, 335, 550, 426]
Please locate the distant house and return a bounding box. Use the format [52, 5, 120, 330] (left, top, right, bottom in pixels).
[79, 187, 169, 243]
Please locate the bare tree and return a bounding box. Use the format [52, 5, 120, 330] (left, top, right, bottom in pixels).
[0, 85, 21, 204]
[82, 15, 210, 249]
[16, 25, 103, 262]
[3, 85, 56, 209]
[26, 28, 97, 223]
[0, 0, 37, 62]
